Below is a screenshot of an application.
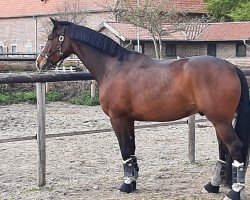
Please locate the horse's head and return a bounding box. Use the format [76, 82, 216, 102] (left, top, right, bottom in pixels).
[36, 18, 72, 71]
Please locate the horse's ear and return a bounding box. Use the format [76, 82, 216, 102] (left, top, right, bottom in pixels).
[50, 18, 59, 28]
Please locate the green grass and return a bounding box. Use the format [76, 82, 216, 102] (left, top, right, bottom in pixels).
[68, 91, 100, 106]
[0, 92, 36, 104]
[0, 90, 100, 106]
[46, 91, 63, 101]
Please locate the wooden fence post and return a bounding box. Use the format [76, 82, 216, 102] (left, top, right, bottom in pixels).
[36, 82, 46, 187]
[91, 80, 97, 99]
[188, 115, 195, 163]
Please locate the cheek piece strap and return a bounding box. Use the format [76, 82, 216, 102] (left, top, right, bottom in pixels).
[40, 33, 65, 68]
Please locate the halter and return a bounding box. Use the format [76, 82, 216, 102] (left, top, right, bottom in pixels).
[40, 33, 65, 68]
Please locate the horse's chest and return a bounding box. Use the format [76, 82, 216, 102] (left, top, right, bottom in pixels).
[99, 85, 131, 117]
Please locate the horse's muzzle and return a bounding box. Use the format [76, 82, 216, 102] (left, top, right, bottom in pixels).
[36, 53, 53, 72]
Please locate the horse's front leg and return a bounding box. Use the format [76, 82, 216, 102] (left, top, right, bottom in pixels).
[110, 117, 139, 193]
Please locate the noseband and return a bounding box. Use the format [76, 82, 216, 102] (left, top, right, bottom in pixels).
[40, 33, 65, 67]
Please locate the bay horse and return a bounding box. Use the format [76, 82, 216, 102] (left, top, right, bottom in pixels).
[36, 18, 250, 200]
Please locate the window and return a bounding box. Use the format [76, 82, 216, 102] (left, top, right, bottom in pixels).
[11, 44, 17, 53]
[166, 43, 176, 57]
[26, 46, 33, 53]
[133, 43, 144, 53]
[0, 46, 8, 57]
[3, 46, 8, 54]
[236, 43, 246, 57]
[207, 43, 216, 57]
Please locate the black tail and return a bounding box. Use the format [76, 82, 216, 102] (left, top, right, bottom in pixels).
[225, 67, 250, 186]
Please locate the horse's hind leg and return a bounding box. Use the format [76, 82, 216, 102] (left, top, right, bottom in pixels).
[204, 133, 228, 193]
[213, 123, 245, 200]
[110, 117, 139, 193]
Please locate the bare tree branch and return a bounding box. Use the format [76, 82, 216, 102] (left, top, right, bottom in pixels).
[40, 1, 88, 35]
[108, 0, 209, 59]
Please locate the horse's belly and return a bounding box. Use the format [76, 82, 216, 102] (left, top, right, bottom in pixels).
[131, 100, 197, 122]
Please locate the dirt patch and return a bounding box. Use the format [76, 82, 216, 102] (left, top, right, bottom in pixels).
[0, 102, 249, 199]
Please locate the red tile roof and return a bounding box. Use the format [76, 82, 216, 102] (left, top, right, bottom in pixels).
[198, 22, 250, 41]
[0, 0, 110, 18]
[0, 0, 205, 18]
[129, 0, 205, 13]
[102, 22, 187, 41]
[101, 22, 250, 42]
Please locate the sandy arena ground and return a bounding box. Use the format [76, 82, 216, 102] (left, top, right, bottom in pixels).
[0, 102, 249, 200]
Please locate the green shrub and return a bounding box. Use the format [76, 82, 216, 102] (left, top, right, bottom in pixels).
[0, 90, 99, 106]
[0, 91, 63, 105]
[46, 91, 63, 101]
[16, 92, 37, 103]
[0, 94, 14, 105]
[69, 91, 100, 106]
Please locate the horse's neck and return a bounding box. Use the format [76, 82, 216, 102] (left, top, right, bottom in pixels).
[72, 42, 111, 84]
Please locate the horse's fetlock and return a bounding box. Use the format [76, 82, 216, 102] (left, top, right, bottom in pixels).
[231, 160, 245, 193]
[211, 159, 227, 186]
[123, 156, 139, 180]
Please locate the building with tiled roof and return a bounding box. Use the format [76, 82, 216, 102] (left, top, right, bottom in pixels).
[99, 21, 250, 65]
[0, 0, 206, 56]
[0, 0, 250, 67]
[100, 22, 250, 42]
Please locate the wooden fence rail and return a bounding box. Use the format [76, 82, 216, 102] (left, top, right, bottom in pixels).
[0, 68, 250, 187]
[0, 72, 93, 83]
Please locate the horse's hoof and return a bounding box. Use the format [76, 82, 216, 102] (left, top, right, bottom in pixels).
[203, 182, 220, 193]
[224, 189, 240, 200]
[119, 181, 136, 193]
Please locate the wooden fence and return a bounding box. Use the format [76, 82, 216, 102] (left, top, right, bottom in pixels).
[0, 69, 250, 188]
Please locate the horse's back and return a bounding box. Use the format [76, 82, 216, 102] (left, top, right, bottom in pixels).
[100, 55, 241, 123]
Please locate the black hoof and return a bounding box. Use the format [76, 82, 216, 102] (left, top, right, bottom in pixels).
[119, 181, 136, 193]
[204, 182, 220, 193]
[225, 189, 240, 200]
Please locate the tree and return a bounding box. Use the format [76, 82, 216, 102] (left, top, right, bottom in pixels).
[41, 1, 87, 35]
[112, 0, 187, 59]
[205, 0, 250, 22]
[111, 0, 206, 59]
[228, 1, 250, 21]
